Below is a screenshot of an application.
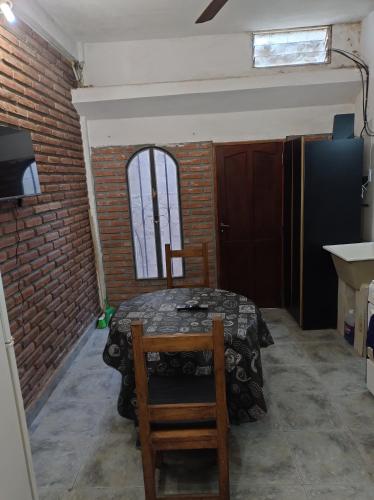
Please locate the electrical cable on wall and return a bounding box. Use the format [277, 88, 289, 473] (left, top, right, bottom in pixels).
[330, 48, 374, 138]
[72, 60, 85, 87]
[331, 48, 374, 204]
[13, 204, 26, 346]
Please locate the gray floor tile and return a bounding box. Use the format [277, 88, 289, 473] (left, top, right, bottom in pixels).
[31, 436, 87, 490]
[264, 364, 323, 394]
[70, 332, 110, 371]
[350, 430, 374, 467]
[261, 309, 299, 327]
[231, 484, 308, 500]
[230, 428, 300, 485]
[286, 430, 371, 485]
[75, 432, 143, 488]
[293, 330, 341, 344]
[37, 488, 67, 500]
[68, 353, 112, 373]
[266, 322, 301, 343]
[159, 462, 218, 495]
[305, 482, 374, 500]
[158, 450, 218, 495]
[51, 368, 120, 403]
[301, 341, 359, 364]
[96, 403, 136, 436]
[332, 391, 374, 430]
[261, 343, 310, 366]
[63, 487, 145, 500]
[84, 328, 109, 351]
[238, 393, 281, 430]
[314, 361, 367, 395]
[273, 391, 343, 431]
[31, 400, 106, 439]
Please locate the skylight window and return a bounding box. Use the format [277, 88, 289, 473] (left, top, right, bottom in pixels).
[253, 26, 331, 68]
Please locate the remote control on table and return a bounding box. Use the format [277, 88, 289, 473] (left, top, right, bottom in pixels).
[176, 304, 208, 311]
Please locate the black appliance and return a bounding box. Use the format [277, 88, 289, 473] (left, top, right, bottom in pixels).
[283, 135, 363, 329]
[0, 126, 41, 201]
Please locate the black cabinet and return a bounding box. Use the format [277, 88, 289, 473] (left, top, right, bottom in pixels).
[283, 136, 363, 329]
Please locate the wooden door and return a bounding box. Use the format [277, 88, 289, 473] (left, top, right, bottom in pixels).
[216, 142, 283, 307]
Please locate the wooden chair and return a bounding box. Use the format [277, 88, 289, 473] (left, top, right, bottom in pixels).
[131, 316, 230, 500]
[165, 242, 210, 289]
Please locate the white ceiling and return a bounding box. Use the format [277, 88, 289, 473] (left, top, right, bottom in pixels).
[34, 0, 374, 43]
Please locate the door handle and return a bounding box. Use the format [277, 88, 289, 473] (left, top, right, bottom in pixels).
[220, 222, 230, 232]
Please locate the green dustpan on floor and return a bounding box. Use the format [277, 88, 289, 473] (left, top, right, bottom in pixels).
[97, 313, 107, 329]
[97, 300, 116, 329]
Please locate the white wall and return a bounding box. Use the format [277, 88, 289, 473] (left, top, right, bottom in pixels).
[83, 21, 362, 179]
[88, 103, 354, 147]
[83, 23, 361, 87]
[359, 11, 374, 240]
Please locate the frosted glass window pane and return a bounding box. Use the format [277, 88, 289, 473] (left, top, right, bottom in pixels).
[128, 148, 183, 280]
[128, 151, 158, 279]
[154, 149, 183, 278]
[253, 27, 330, 68]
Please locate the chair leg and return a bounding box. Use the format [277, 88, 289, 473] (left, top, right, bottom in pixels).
[217, 439, 230, 500]
[140, 443, 157, 500]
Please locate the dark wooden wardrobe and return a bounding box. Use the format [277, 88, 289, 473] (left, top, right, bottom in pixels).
[283, 136, 363, 329]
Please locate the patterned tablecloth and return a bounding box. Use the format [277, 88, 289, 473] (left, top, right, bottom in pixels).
[103, 288, 274, 424]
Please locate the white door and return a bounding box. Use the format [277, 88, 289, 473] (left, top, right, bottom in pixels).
[0, 272, 38, 500]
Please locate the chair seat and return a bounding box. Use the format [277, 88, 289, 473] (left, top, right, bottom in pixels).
[149, 375, 216, 405]
[149, 375, 216, 430]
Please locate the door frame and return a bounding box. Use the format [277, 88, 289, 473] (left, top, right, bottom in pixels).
[213, 139, 285, 299]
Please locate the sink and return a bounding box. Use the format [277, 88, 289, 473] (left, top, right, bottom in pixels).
[323, 242, 374, 289]
[323, 242, 374, 356]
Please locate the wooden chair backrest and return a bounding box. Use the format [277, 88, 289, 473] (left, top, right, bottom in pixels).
[131, 316, 227, 435]
[165, 242, 210, 288]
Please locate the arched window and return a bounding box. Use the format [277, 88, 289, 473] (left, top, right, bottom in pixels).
[127, 147, 183, 279]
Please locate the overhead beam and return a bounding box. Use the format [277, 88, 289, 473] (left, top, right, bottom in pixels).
[72, 69, 361, 120]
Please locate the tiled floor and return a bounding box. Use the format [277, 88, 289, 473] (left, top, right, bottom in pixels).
[30, 309, 374, 499]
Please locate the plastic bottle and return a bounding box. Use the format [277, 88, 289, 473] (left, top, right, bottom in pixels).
[344, 309, 355, 346]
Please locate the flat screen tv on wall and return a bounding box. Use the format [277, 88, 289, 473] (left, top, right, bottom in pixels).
[0, 125, 41, 201]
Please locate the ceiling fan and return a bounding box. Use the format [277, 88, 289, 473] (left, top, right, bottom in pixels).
[196, 0, 229, 24]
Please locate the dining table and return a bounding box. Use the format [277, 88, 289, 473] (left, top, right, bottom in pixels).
[103, 287, 274, 424]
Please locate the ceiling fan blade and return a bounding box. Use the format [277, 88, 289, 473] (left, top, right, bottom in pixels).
[196, 0, 229, 24]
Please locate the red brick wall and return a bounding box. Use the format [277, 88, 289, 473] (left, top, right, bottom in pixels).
[0, 20, 100, 406]
[91, 142, 217, 304]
